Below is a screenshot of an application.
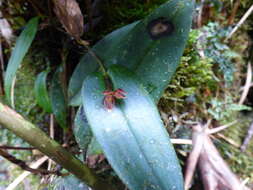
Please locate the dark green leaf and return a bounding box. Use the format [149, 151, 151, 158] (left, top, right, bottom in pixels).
[82, 65, 183, 190]
[73, 106, 92, 150]
[105, 0, 194, 102]
[68, 22, 138, 106]
[70, 0, 194, 104]
[4, 17, 39, 106]
[50, 67, 67, 129]
[34, 71, 52, 113]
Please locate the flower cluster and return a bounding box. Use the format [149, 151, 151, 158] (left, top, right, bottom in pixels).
[103, 89, 127, 110]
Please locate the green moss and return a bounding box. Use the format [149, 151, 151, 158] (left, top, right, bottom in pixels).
[160, 29, 217, 109]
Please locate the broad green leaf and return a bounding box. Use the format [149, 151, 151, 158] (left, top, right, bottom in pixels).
[49, 174, 89, 190]
[68, 22, 138, 106]
[50, 67, 67, 129]
[110, 0, 194, 102]
[70, 0, 194, 105]
[34, 71, 52, 113]
[82, 65, 183, 190]
[73, 106, 92, 150]
[4, 17, 39, 106]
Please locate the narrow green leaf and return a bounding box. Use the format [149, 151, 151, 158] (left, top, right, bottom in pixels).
[73, 106, 92, 150]
[34, 71, 52, 113]
[4, 17, 39, 106]
[50, 67, 67, 129]
[68, 22, 138, 106]
[82, 65, 183, 190]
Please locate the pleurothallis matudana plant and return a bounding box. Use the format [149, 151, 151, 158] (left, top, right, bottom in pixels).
[2, 0, 194, 189]
[72, 0, 194, 189]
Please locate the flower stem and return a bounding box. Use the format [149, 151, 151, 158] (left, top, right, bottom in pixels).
[77, 39, 108, 77]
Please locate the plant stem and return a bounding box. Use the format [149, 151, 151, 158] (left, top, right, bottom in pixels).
[0, 102, 116, 190]
[77, 39, 114, 90]
[77, 39, 108, 76]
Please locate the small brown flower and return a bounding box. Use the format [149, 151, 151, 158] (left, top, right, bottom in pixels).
[103, 88, 127, 110]
[113, 88, 127, 99]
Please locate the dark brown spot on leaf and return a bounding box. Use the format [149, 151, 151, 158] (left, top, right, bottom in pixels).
[147, 17, 174, 40]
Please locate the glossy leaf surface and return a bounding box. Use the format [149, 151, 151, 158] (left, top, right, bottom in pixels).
[82, 65, 183, 190]
[68, 22, 138, 106]
[112, 0, 194, 102]
[70, 0, 194, 104]
[73, 106, 92, 150]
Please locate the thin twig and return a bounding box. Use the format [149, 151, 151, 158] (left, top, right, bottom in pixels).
[0, 149, 63, 176]
[226, 4, 253, 40]
[227, 0, 241, 25]
[184, 124, 204, 190]
[239, 63, 252, 105]
[0, 145, 35, 150]
[208, 120, 237, 134]
[6, 156, 48, 190]
[171, 138, 192, 145]
[197, 0, 205, 28]
[216, 133, 240, 148]
[48, 114, 54, 171]
[240, 178, 250, 189]
[239, 82, 253, 91]
[0, 40, 4, 95]
[241, 121, 253, 152]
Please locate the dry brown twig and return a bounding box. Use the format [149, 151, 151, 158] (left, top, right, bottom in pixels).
[0, 41, 4, 95]
[226, 4, 253, 40]
[215, 133, 240, 148]
[241, 121, 253, 152]
[184, 121, 249, 190]
[197, 0, 205, 28]
[6, 156, 48, 190]
[0, 148, 63, 176]
[48, 114, 55, 171]
[0, 145, 35, 150]
[239, 62, 252, 105]
[240, 82, 253, 91]
[208, 120, 238, 134]
[227, 0, 241, 25]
